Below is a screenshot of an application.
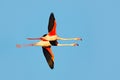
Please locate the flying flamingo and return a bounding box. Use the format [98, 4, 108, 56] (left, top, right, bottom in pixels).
[16, 13, 82, 69]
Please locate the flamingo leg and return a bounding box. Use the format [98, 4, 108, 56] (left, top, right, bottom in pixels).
[27, 38, 40, 40]
[16, 44, 34, 48]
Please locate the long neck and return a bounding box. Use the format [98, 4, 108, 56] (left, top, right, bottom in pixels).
[57, 37, 81, 40]
[57, 43, 79, 46]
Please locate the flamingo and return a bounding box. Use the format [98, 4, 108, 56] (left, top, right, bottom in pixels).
[16, 13, 82, 69]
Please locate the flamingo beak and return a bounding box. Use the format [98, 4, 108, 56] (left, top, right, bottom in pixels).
[80, 38, 82, 41]
[77, 38, 82, 41]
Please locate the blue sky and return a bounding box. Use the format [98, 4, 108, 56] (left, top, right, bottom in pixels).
[0, 0, 120, 80]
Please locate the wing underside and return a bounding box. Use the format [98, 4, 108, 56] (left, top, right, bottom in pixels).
[42, 46, 54, 69]
[48, 13, 56, 36]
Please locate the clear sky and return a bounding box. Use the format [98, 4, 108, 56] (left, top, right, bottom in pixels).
[0, 0, 120, 80]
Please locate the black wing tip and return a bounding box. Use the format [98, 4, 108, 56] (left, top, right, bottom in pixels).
[50, 12, 54, 16]
[48, 12, 55, 32]
[49, 60, 54, 69]
[50, 65, 54, 69]
[50, 12, 55, 20]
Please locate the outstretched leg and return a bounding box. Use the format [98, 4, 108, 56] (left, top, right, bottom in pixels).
[27, 38, 40, 40]
[16, 44, 34, 48]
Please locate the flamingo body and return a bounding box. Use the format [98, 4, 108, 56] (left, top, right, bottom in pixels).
[17, 12, 82, 69]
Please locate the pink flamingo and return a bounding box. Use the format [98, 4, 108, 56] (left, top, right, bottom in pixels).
[16, 13, 82, 69]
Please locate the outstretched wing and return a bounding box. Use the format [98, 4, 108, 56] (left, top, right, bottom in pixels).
[48, 13, 57, 36]
[42, 46, 54, 69]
